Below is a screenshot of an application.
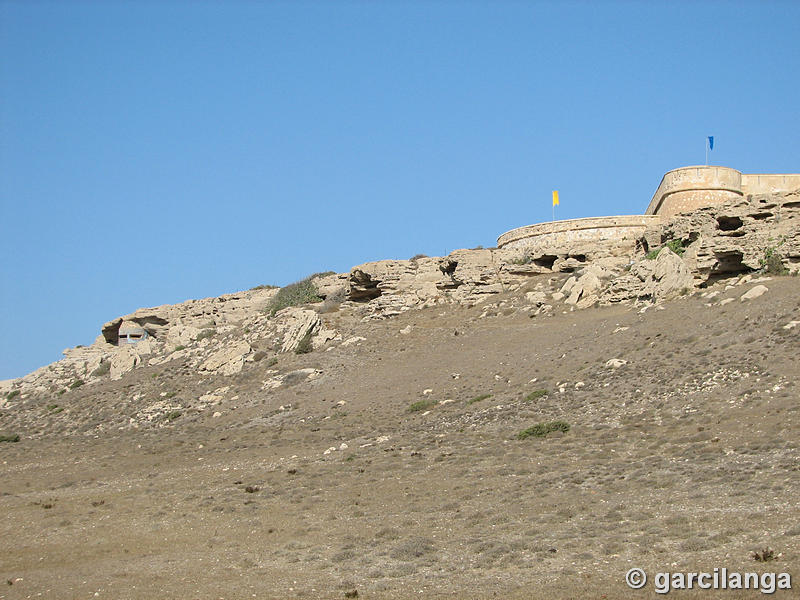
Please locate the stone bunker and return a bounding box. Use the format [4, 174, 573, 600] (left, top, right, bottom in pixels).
[117, 322, 149, 346]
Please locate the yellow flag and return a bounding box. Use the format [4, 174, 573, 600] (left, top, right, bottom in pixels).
[552, 190, 559, 206]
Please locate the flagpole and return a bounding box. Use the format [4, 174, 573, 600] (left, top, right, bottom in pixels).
[705, 140, 708, 166]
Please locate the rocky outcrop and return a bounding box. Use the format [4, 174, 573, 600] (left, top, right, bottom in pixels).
[560, 265, 610, 308]
[5, 190, 797, 397]
[200, 341, 251, 376]
[102, 287, 280, 345]
[110, 347, 142, 380]
[276, 308, 321, 353]
[642, 189, 800, 283]
[602, 248, 694, 303]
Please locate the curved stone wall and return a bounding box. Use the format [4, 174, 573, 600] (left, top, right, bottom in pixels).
[497, 215, 660, 251]
[646, 166, 743, 217]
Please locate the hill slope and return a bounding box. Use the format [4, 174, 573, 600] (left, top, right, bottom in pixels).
[1, 192, 799, 599]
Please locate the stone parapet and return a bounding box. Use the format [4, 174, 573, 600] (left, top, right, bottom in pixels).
[646, 166, 743, 217]
[496, 215, 660, 250]
[741, 173, 800, 195]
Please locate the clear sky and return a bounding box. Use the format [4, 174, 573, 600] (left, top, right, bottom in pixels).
[1, 1, 798, 379]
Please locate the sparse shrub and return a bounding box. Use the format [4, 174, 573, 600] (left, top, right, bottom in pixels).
[294, 332, 313, 354]
[174, 345, 186, 351]
[196, 329, 216, 341]
[266, 357, 278, 367]
[318, 299, 341, 314]
[0, 433, 20, 443]
[57, 389, 65, 396]
[408, 399, 436, 412]
[753, 548, 777, 562]
[317, 286, 348, 314]
[165, 410, 182, 421]
[524, 389, 549, 402]
[267, 275, 322, 315]
[517, 420, 570, 439]
[761, 247, 788, 275]
[250, 284, 278, 290]
[91, 361, 110, 377]
[6, 390, 20, 400]
[390, 537, 436, 560]
[665, 238, 686, 255]
[646, 238, 687, 260]
[509, 255, 532, 265]
[69, 379, 84, 390]
[164, 391, 177, 399]
[410, 254, 428, 261]
[467, 393, 492, 405]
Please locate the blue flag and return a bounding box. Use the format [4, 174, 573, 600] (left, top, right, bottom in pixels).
[708, 136, 714, 150]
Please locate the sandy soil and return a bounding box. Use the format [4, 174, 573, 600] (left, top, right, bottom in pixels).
[2, 277, 798, 599]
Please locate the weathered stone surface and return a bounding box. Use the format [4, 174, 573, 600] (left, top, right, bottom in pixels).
[740, 285, 768, 301]
[111, 347, 141, 380]
[642, 248, 694, 299]
[276, 308, 320, 353]
[643, 189, 800, 282]
[200, 341, 251, 376]
[166, 325, 203, 349]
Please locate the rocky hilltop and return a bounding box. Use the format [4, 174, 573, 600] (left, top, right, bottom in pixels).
[2, 189, 798, 407]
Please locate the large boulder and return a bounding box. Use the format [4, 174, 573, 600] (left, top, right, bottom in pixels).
[200, 340, 251, 376]
[110, 347, 142, 380]
[643, 248, 695, 298]
[276, 308, 321, 353]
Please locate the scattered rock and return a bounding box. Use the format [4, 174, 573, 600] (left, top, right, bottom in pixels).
[740, 285, 768, 301]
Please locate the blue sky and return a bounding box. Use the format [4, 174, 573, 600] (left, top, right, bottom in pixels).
[1, 1, 798, 379]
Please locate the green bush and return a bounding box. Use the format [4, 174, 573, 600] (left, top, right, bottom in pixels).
[467, 393, 492, 405]
[174, 344, 186, 351]
[267, 275, 322, 315]
[69, 379, 85, 390]
[517, 420, 570, 439]
[524, 389, 549, 402]
[761, 247, 788, 275]
[408, 399, 436, 412]
[646, 238, 686, 260]
[0, 434, 20, 443]
[250, 283, 278, 290]
[6, 390, 20, 400]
